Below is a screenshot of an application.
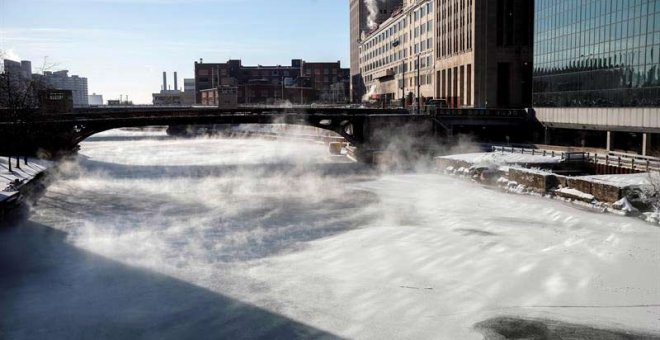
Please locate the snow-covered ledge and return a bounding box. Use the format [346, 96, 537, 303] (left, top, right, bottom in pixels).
[0, 157, 54, 203]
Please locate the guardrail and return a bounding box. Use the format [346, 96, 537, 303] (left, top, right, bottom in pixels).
[492, 145, 564, 158]
[592, 153, 660, 172]
[492, 146, 660, 172]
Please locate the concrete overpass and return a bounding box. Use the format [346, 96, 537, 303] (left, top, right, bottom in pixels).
[535, 107, 660, 156]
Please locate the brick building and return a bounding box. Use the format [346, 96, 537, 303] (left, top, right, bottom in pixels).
[200, 86, 238, 108]
[194, 59, 349, 104]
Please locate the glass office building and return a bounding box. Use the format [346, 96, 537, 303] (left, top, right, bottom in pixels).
[533, 0, 660, 107]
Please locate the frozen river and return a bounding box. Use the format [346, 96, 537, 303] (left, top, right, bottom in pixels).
[1, 129, 659, 339]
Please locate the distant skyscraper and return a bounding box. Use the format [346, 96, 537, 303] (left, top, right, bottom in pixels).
[2, 59, 32, 80]
[42, 70, 89, 107]
[2, 59, 36, 108]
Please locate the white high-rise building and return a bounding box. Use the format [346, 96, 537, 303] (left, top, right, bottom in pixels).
[42, 70, 89, 107]
[88, 93, 104, 106]
[359, 0, 434, 106]
[350, 0, 403, 102]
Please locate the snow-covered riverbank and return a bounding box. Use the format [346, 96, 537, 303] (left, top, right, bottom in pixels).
[0, 157, 53, 209]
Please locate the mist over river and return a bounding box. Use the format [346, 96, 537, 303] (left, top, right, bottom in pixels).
[1, 129, 659, 339]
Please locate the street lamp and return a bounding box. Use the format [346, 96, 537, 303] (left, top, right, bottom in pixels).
[400, 60, 405, 108]
[416, 53, 421, 114]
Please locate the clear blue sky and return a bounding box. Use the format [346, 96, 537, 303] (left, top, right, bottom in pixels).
[0, 0, 350, 103]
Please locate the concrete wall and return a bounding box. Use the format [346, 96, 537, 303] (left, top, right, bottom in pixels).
[508, 168, 558, 193]
[536, 107, 660, 133]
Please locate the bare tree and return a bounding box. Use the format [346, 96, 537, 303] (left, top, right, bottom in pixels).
[645, 171, 660, 212]
[0, 51, 57, 170]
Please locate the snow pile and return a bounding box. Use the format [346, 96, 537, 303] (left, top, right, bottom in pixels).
[613, 197, 639, 214]
[643, 211, 660, 224]
[555, 188, 596, 202]
[445, 166, 472, 177]
[582, 173, 652, 188]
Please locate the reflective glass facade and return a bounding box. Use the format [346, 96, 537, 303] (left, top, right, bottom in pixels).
[533, 0, 660, 107]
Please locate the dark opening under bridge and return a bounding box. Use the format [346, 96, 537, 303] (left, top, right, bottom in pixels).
[0, 106, 536, 158]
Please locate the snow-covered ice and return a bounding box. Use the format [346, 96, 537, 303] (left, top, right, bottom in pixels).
[1, 130, 659, 339]
[583, 173, 653, 188]
[438, 152, 562, 165]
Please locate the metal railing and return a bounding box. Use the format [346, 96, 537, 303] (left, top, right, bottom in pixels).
[492, 146, 563, 158]
[592, 153, 660, 172]
[492, 145, 660, 172]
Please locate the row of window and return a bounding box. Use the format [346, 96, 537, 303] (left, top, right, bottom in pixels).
[536, 27, 660, 58]
[537, 0, 658, 34]
[536, 11, 660, 51]
[535, 66, 660, 92]
[362, 18, 433, 58]
[361, 38, 434, 74]
[437, 0, 474, 57]
[361, 53, 434, 84]
[361, 11, 434, 74]
[534, 0, 660, 107]
[438, 63, 473, 106]
[533, 87, 660, 107]
[362, 1, 433, 51]
[536, 45, 658, 73]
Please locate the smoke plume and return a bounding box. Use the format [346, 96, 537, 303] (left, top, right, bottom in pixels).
[362, 83, 379, 102]
[366, 0, 382, 30]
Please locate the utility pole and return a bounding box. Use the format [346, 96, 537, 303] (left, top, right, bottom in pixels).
[417, 54, 421, 113]
[401, 60, 405, 107]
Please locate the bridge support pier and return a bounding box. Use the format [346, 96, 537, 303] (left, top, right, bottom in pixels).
[643, 133, 649, 156]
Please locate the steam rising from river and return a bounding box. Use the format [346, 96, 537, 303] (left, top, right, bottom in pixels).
[34, 129, 380, 274]
[4, 129, 659, 339]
